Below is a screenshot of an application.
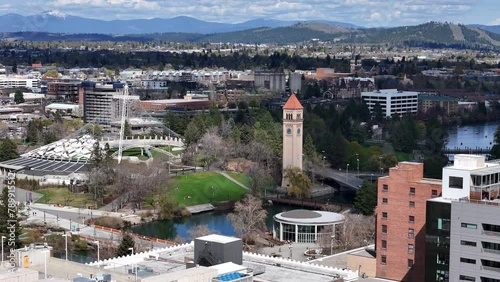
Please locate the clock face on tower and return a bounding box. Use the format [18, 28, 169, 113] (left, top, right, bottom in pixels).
[297, 127, 301, 134]
[286, 128, 292, 135]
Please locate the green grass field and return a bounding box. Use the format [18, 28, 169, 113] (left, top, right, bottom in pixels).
[166, 172, 247, 206]
[225, 171, 252, 188]
[36, 188, 93, 207]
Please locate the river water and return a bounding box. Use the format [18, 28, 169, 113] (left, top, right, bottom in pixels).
[131, 204, 294, 242]
[131, 122, 498, 241]
[446, 122, 497, 150]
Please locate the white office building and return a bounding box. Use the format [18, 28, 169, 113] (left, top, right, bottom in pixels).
[361, 89, 419, 118]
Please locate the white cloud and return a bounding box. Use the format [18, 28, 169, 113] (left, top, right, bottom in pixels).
[1, 0, 496, 27]
[491, 18, 500, 25]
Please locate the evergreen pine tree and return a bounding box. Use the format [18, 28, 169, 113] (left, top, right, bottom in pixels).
[0, 139, 19, 161]
[124, 120, 132, 138]
[116, 233, 135, 257]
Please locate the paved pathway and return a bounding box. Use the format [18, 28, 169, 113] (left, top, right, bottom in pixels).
[24, 204, 170, 249]
[217, 171, 249, 190]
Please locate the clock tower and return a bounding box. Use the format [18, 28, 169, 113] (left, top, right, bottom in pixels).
[282, 93, 303, 187]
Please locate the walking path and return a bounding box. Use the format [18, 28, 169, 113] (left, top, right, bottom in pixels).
[24, 203, 172, 249]
[217, 171, 250, 190]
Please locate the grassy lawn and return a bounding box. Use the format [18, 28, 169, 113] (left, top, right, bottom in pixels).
[395, 151, 414, 162]
[225, 171, 252, 188]
[166, 172, 247, 206]
[36, 188, 93, 207]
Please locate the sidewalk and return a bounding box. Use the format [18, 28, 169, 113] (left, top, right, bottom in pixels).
[217, 171, 249, 190]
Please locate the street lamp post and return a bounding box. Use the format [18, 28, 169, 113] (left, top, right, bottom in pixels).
[355, 153, 359, 176]
[330, 235, 335, 255]
[94, 241, 100, 265]
[379, 156, 383, 174]
[129, 248, 137, 282]
[322, 155, 326, 186]
[1, 235, 6, 265]
[62, 233, 68, 261]
[346, 164, 350, 183]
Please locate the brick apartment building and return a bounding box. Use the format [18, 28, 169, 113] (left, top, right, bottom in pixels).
[376, 162, 442, 281]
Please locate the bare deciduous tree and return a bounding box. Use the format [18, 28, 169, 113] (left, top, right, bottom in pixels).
[188, 224, 219, 241]
[112, 160, 169, 210]
[246, 163, 270, 195]
[228, 194, 267, 243]
[318, 212, 375, 254]
[198, 127, 225, 170]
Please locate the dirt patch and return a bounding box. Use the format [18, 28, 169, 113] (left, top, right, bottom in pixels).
[224, 158, 256, 172]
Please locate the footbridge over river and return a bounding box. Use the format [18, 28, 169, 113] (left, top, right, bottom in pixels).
[315, 167, 387, 190]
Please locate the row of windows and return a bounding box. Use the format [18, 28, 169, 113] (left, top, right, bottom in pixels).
[380, 255, 414, 268]
[381, 225, 415, 238]
[382, 198, 416, 208]
[459, 276, 500, 282]
[380, 240, 414, 253]
[381, 184, 438, 197]
[380, 214, 415, 222]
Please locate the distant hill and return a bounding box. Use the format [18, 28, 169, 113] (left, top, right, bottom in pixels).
[347, 22, 500, 49]
[0, 11, 359, 34]
[469, 24, 500, 35]
[1, 21, 498, 50]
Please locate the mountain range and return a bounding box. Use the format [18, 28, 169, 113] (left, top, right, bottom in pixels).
[0, 12, 499, 50]
[0, 11, 360, 34]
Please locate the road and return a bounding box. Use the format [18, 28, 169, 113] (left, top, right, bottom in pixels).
[317, 167, 364, 189]
[25, 203, 171, 249]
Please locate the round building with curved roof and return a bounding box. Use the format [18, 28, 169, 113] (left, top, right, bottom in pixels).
[273, 209, 345, 243]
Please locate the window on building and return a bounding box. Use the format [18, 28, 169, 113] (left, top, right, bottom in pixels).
[461, 240, 477, 247]
[409, 187, 416, 195]
[483, 224, 500, 234]
[432, 190, 438, 197]
[481, 259, 500, 270]
[382, 212, 388, 220]
[437, 253, 450, 265]
[460, 258, 476, 264]
[408, 244, 414, 254]
[436, 270, 449, 282]
[449, 176, 464, 189]
[409, 201, 415, 208]
[382, 240, 387, 249]
[381, 255, 387, 265]
[382, 184, 388, 192]
[482, 241, 500, 253]
[481, 276, 499, 282]
[438, 218, 451, 231]
[408, 228, 414, 238]
[382, 198, 388, 204]
[461, 223, 477, 229]
[408, 259, 414, 268]
[409, 216, 415, 223]
[459, 275, 475, 281]
[382, 225, 387, 234]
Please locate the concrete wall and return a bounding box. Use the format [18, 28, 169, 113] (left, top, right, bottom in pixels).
[14, 247, 51, 268]
[346, 254, 376, 277]
[140, 267, 218, 282]
[449, 201, 500, 281]
[281, 109, 303, 187]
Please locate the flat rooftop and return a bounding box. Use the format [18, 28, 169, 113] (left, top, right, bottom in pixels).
[197, 234, 241, 244]
[274, 209, 345, 224]
[86, 242, 356, 282]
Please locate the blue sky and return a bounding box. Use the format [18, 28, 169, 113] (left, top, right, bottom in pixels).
[1, 0, 499, 27]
